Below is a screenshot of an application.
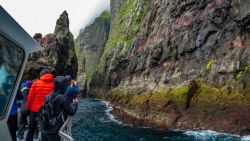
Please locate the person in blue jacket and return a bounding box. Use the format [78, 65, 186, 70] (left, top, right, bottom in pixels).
[65, 75, 79, 103]
[17, 80, 33, 139]
[8, 88, 23, 141]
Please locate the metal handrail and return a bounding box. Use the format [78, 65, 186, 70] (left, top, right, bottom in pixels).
[59, 117, 73, 141]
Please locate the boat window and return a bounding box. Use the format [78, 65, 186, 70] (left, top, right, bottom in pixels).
[0, 34, 24, 118]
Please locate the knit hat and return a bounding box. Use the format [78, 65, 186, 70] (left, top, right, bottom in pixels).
[65, 75, 72, 81]
[53, 76, 68, 94]
[25, 80, 33, 88]
[39, 69, 51, 77]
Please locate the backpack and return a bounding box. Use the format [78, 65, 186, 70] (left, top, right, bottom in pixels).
[38, 93, 62, 129]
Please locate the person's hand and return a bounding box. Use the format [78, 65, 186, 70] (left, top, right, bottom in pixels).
[73, 98, 78, 104]
[74, 80, 77, 85]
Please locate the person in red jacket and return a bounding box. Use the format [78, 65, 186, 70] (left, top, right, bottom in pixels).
[26, 69, 54, 141]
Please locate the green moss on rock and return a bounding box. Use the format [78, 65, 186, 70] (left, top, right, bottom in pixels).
[99, 11, 111, 20]
[169, 85, 189, 106]
[206, 60, 213, 71]
[107, 82, 250, 112]
[148, 92, 169, 110]
[97, 0, 149, 71]
[235, 71, 246, 79]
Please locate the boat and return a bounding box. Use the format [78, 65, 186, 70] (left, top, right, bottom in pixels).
[0, 6, 73, 141]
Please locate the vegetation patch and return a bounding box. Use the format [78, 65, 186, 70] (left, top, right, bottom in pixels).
[200, 60, 214, 79]
[148, 92, 169, 110]
[168, 85, 189, 106]
[205, 60, 213, 71]
[99, 11, 111, 20]
[130, 93, 152, 108]
[96, 0, 149, 71]
[235, 71, 245, 79]
[107, 82, 250, 112]
[107, 91, 133, 105]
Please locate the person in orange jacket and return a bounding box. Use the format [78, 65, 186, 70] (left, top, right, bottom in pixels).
[26, 69, 54, 141]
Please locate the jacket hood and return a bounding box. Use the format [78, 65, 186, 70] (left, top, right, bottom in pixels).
[53, 76, 68, 94]
[65, 75, 72, 83]
[40, 74, 54, 83]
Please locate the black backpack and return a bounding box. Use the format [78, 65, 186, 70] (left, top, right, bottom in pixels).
[38, 93, 62, 129]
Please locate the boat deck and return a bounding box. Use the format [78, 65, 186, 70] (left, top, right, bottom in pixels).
[17, 131, 40, 141]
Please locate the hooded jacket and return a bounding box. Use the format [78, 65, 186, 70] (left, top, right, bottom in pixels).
[21, 80, 33, 112]
[26, 74, 54, 112]
[39, 76, 78, 133]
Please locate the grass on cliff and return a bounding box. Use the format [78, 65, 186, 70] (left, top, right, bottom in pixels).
[108, 91, 169, 111]
[96, 0, 149, 71]
[99, 11, 111, 20]
[234, 64, 250, 79]
[107, 82, 250, 111]
[206, 60, 213, 71]
[74, 10, 110, 43]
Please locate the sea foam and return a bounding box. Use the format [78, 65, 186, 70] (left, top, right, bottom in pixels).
[185, 130, 241, 140]
[241, 135, 250, 141]
[102, 101, 123, 124]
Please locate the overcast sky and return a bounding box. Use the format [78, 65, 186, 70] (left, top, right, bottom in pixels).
[0, 0, 110, 38]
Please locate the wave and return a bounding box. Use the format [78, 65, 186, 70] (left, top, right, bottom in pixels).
[101, 101, 149, 128]
[102, 101, 123, 125]
[241, 136, 250, 141]
[101, 101, 250, 140]
[184, 130, 250, 140]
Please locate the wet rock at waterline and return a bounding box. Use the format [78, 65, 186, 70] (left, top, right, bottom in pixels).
[73, 99, 248, 141]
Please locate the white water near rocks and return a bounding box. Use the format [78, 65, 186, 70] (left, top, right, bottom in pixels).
[102, 101, 123, 125]
[185, 130, 242, 140]
[72, 99, 250, 141]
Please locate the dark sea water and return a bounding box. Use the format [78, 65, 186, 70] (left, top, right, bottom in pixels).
[72, 99, 250, 141]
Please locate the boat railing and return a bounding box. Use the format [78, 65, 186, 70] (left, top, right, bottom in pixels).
[59, 117, 73, 141]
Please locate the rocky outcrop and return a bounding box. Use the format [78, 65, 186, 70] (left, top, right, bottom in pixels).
[88, 0, 250, 135]
[75, 11, 110, 97]
[23, 11, 78, 80]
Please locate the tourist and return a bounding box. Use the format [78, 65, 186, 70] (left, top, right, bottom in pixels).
[39, 76, 78, 141]
[8, 88, 23, 141]
[65, 75, 79, 103]
[20, 81, 26, 90]
[26, 69, 54, 141]
[17, 80, 32, 139]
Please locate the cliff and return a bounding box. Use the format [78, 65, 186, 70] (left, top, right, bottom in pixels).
[75, 11, 110, 96]
[23, 11, 78, 80]
[88, 0, 250, 135]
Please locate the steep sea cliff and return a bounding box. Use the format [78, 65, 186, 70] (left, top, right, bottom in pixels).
[80, 0, 250, 135]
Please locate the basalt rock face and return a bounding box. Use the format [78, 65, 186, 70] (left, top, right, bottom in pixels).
[89, 0, 250, 135]
[75, 11, 110, 97]
[23, 11, 78, 80]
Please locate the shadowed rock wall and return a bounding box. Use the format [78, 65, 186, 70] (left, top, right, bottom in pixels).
[88, 0, 250, 135]
[75, 11, 110, 97]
